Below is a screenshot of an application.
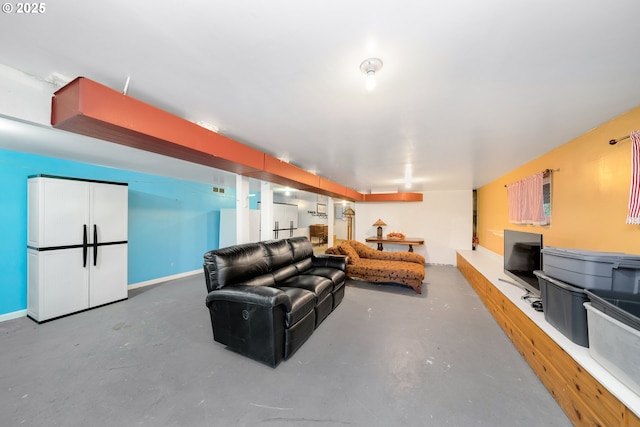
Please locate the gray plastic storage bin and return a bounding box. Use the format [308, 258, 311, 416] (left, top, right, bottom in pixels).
[541, 247, 640, 293]
[534, 270, 589, 347]
[584, 302, 640, 396]
[584, 289, 640, 331]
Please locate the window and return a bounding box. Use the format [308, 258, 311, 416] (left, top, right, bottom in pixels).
[506, 171, 551, 226]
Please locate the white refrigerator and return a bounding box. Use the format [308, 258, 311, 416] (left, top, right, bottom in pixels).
[272, 202, 298, 239]
[27, 175, 128, 322]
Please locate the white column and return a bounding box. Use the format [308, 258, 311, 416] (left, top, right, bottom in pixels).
[327, 197, 335, 247]
[260, 181, 274, 241]
[235, 175, 251, 244]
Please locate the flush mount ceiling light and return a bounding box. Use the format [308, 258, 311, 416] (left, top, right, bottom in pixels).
[360, 57, 383, 91]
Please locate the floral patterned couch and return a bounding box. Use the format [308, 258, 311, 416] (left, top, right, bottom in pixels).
[325, 240, 425, 294]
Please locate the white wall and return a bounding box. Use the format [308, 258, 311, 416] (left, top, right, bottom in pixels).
[354, 190, 473, 265]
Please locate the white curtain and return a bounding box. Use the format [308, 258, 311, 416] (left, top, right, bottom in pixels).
[627, 131, 640, 224]
[507, 172, 546, 225]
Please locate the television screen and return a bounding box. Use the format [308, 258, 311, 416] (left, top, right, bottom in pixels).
[503, 229, 543, 295]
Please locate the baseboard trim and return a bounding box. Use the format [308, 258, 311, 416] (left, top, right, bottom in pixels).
[0, 309, 28, 323]
[0, 270, 203, 323]
[128, 269, 202, 290]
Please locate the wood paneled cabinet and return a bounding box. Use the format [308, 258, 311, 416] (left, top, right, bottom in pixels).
[309, 224, 328, 245]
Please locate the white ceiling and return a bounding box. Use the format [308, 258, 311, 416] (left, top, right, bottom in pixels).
[1, 0, 640, 194]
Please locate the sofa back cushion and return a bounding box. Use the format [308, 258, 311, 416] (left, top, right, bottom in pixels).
[288, 237, 313, 261]
[345, 240, 375, 258]
[272, 264, 298, 283]
[324, 246, 341, 256]
[293, 257, 313, 273]
[262, 239, 294, 270]
[203, 243, 273, 291]
[338, 242, 360, 264]
[347, 239, 425, 264]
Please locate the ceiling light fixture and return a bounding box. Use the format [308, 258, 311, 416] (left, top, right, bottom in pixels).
[360, 57, 383, 91]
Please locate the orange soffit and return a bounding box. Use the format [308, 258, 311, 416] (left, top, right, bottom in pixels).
[51, 77, 420, 202]
[363, 193, 423, 202]
[51, 77, 264, 175]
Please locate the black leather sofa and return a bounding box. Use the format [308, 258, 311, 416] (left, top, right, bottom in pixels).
[203, 236, 346, 367]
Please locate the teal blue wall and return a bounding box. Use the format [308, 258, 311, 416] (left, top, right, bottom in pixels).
[0, 148, 235, 317]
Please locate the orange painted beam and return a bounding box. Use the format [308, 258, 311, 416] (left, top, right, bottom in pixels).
[262, 154, 321, 189]
[363, 192, 423, 202]
[345, 188, 365, 202]
[318, 177, 364, 201]
[52, 77, 264, 175]
[50, 77, 420, 203]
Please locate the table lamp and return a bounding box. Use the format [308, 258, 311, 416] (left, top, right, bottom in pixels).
[372, 219, 387, 238]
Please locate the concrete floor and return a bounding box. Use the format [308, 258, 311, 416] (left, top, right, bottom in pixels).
[0, 266, 572, 426]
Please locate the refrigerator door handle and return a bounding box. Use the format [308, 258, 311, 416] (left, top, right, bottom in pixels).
[93, 224, 98, 266]
[82, 224, 88, 267]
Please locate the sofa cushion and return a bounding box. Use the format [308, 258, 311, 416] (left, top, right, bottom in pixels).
[278, 275, 333, 302]
[302, 268, 346, 289]
[338, 243, 360, 264]
[242, 274, 277, 288]
[288, 236, 314, 261]
[293, 257, 313, 273]
[204, 243, 270, 291]
[347, 240, 425, 264]
[348, 258, 425, 284]
[324, 246, 341, 256]
[262, 239, 294, 270]
[272, 264, 298, 283]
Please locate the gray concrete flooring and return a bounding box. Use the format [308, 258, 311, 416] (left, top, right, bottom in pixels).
[1, 266, 572, 426]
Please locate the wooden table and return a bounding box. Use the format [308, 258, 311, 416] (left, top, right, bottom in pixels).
[309, 224, 328, 245]
[365, 237, 424, 252]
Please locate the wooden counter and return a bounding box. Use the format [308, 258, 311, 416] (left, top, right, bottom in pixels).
[457, 248, 640, 426]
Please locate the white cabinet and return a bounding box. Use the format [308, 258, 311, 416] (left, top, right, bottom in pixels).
[27, 175, 128, 322]
[28, 248, 89, 321]
[272, 203, 298, 238]
[273, 203, 298, 230]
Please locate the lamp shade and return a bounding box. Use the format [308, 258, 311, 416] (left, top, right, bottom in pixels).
[344, 208, 355, 216]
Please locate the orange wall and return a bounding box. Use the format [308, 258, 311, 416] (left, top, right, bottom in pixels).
[477, 105, 640, 255]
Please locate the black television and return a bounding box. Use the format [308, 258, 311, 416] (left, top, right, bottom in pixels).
[503, 229, 543, 295]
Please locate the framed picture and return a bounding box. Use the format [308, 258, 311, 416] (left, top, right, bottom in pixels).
[317, 203, 326, 214]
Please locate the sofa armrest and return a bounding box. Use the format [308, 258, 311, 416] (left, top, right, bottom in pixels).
[206, 285, 292, 311]
[312, 254, 347, 271]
